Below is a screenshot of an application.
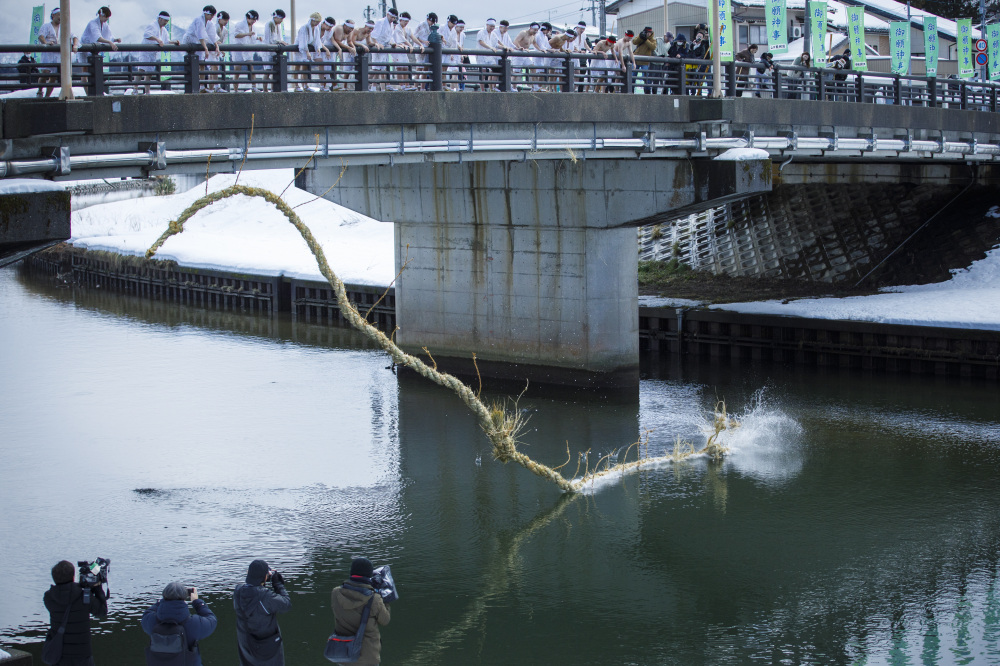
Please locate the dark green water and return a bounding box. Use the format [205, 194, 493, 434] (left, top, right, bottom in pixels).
[2, 265, 999, 665]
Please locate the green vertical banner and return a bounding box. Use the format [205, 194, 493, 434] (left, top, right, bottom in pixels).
[766, 0, 787, 54]
[989, 24, 1000, 81]
[718, 0, 734, 61]
[808, 1, 827, 65]
[890, 21, 909, 74]
[957, 18, 973, 79]
[846, 6, 867, 70]
[30, 5, 45, 44]
[923, 16, 938, 77]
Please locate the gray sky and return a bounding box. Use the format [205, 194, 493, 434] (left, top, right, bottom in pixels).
[3, 0, 604, 45]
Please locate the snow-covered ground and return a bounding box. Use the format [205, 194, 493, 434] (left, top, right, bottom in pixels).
[68, 169, 1000, 330]
[0, 178, 65, 195]
[710, 248, 1000, 330]
[70, 169, 394, 286]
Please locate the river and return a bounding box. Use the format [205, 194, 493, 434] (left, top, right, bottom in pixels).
[2, 264, 999, 665]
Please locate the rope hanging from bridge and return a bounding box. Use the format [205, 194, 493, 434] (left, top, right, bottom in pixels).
[145, 184, 737, 492]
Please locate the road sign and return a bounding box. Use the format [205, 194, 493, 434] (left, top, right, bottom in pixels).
[977, 51, 989, 65]
[976, 38, 988, 52]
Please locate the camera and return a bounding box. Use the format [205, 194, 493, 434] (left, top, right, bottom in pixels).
[77, 558, 111, 602]
[369, 565, 398, 603]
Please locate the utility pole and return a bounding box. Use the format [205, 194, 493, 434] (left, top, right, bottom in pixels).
[981, 0, 987, 79]
[59, 0, 72, 100]
[664, 0, 669, 37]
[364, 5, 375, 21]
[581, 0, 598, 28]
[712, 0, 721, 96]
[378, 0, 387, 18]
[290, 0, 296, 41]
[600, 0, 607, 36]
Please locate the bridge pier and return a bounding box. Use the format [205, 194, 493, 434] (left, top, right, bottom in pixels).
[302, 156, 770, 390]
[0, 184, 71, 267]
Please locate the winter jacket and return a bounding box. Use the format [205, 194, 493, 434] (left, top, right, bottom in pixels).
[141, 598, 218, 666]
[43, 582, 108, 664]
[632, 33, 658, 57]
[735, 48, 756, 64]
[331, 580, 391, 665]
[233, 582, 291, 666]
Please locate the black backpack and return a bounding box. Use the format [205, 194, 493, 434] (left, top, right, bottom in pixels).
[146, 621, 198, 666]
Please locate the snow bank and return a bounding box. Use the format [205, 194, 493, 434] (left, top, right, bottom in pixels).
[70, 169, 395, 287]
[0, 87, 88, 99]
[713, 148, 770, 161]
[639, 295, 705, 308]
[0, 179, 65, 195]
[711, 244, 1000, 330]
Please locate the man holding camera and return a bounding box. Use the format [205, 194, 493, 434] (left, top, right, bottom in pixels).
[331, 558, 392, 665]
[43, 560, 108, 666]
[233, 559, 291, 666]
[141, 582, 217, 665]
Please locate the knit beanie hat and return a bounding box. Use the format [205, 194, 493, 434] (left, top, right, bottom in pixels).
[350, 557, 373, 579]
[163, 581, 189, 600]
[246, 559, 270, 584]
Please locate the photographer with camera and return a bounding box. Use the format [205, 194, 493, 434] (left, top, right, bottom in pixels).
[233, 559, 291, 666]
[42, 560, 108, 666]
[141, 582, 217, 665]
[330, 558, 392, 665]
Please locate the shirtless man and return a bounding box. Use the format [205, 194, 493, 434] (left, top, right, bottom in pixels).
[591, 35, 619, 92]
[329, 20, 355, 88]
[613, 30, 636, 92]
[350, 20, 375, 89]
[512, 22, 540, 90]
[36, 7, 78, 97]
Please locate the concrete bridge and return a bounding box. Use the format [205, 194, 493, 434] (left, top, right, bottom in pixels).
[3, 92, 1000, 389]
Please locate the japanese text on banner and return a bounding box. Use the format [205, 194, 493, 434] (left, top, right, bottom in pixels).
[766, 0, 788, 54]
[923, 17, 937, 77]
[846, 6, 867, 71]
[989, 24, 1000, 81]
[958, 18, 974, 79]
[30, 5, 45, 45]
[807, 1, 827, 65]
[718, 0, 734, 61]
[890, 21, 909, 74]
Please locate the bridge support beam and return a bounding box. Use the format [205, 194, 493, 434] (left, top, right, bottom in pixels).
[0, 186, 71, 267]
[303, 157, 770, 391]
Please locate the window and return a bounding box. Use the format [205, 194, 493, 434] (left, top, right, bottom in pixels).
[738, 24, 768, 50]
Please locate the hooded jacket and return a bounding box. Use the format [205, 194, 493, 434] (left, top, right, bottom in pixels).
[43, 582, 108, 662]
[140, 598, 218, 666]
[331, 579, 390, 665]
[233, 582, 291, 666]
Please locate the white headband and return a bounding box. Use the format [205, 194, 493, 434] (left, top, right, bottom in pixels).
[344, 19, 355, 27]
[204, 10, 214, 16]
[486, 19, 496, 26]
[51, 7, 60, 14]
[365, 20, 374, 26]
[322, 19, 334, 27]
[158, 12, 170, 20]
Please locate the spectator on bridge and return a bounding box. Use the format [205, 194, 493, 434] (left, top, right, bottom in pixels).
[369, 8, 398, 91]
[261, 9, 288, 92]
[232, 10, 262, 92]
[615, 30, 636, 91]
[81, 6, 121, 53]
[590, 35, 618, 93]
[135, 11, 179, 94]
[632, 26, 658, 91]
[411, 13, 436, 88]
[319, 17, 339, 90]
[291, 12, 328, 91]
[496, 20, 517, 92]
[755, 51, 774, 97]
[830, 48, 851, 101]
[665, 33, 688, 95]
[330, 20, 357, 90]
[790, 51, 813, 100]
[735, 43, 757, 95]
[474, 19, 500, 91]
[36, 7, 78, 98]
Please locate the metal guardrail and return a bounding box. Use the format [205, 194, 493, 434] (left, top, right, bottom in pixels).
[3, 41, 999, 109]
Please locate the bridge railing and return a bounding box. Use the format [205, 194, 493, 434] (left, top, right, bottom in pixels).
[2, 43, 998, 110]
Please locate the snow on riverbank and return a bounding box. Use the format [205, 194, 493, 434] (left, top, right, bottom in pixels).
[710, 245, 1000, 330]
[70, 169, 395, 286]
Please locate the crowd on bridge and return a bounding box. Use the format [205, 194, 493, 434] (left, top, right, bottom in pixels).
[29, 3, 755, 95]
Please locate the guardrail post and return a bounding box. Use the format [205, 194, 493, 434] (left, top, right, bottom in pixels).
[928, 77, 937, 107]
[893, 75, 903, 104]
[992, 85, 998, 113]
[624, 59, 634, 93]
[726, 61, 737, 97]
[430, 41, 443, 91]
[274, 51, 288, 92]
[960, 81, 968, 109]
[499, 53, 512, 92]
[772, 68, 782, 99]
[855, 74, 863, 103]
[562, 56, 575, 92]
[184, 52, 199, 94]
[817, 70, 825, 101]
[354, 52, 369, 91]
[680, 63, 688, 96]
[89, 52, 105, 97]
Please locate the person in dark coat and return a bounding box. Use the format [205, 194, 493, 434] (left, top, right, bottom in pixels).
[141, 582, 218, 666]
[42, 560, 108, 666]
[665, 33, 688, 95]
[233, 559, 291, 666]
[331, 558, 391, 666]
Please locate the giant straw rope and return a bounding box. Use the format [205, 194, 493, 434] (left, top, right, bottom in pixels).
[146, 184, 737, 492]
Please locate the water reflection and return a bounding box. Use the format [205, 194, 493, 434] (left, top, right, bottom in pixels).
[3, 266, 1000, 665]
